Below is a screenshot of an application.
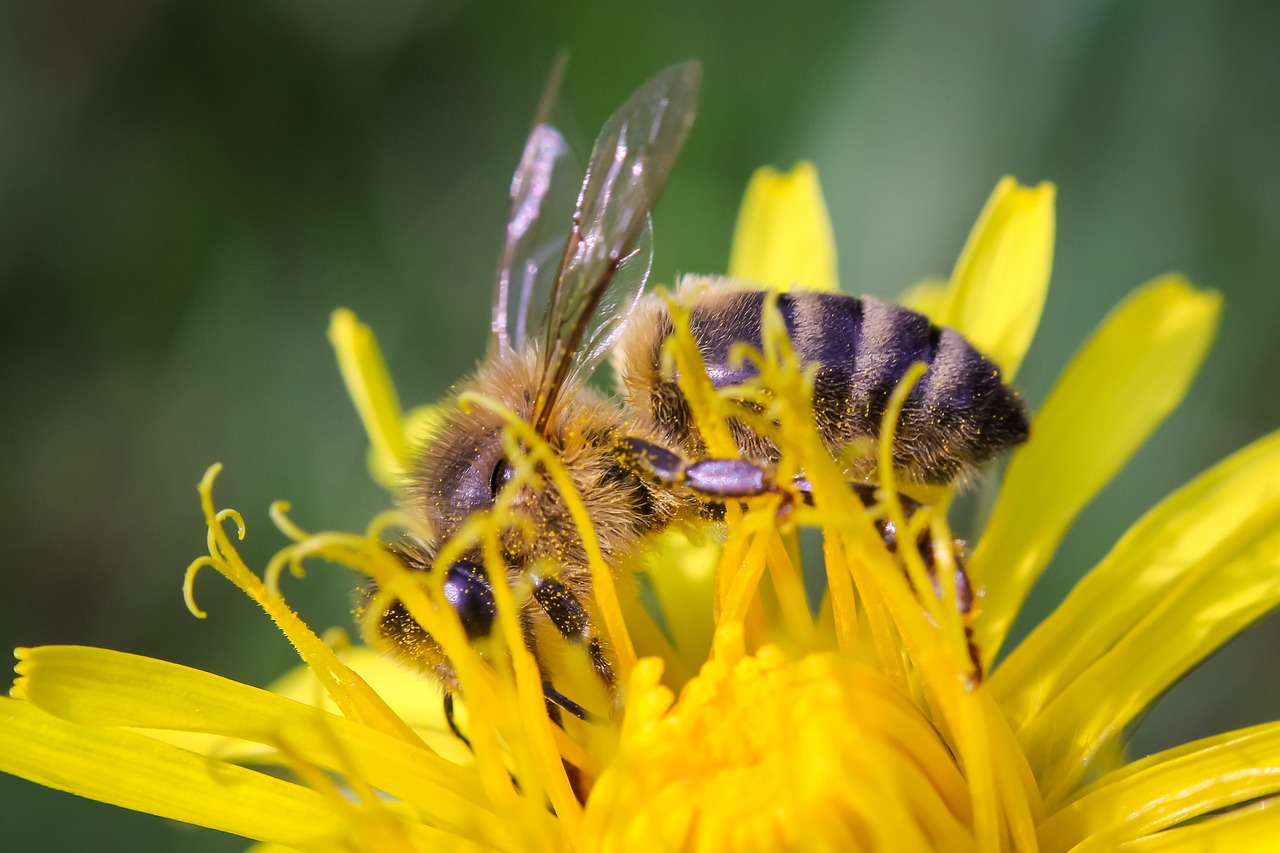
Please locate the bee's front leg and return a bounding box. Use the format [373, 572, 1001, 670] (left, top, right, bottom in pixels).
[613, 435, 775, 498]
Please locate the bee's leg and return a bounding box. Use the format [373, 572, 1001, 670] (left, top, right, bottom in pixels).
[614, 435, 773, 498]
[804, 479, 985, 681]
[542, 683, 599, 722]
[518, 607, 565, 726]
[531, 574, 611, 724]
[586, 636, 614, 693]
[446, 688, 531, 796]
[526, 582, 604, 806]
[913, 527, 983, 682]
[442, 691, 473, 751]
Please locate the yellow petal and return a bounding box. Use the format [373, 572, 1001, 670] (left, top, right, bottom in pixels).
[264, 645, 472, 764]
[267, 645, 434, 718]
[1014, 498, 1280, 805]
[897, 277, 949, 320]
[972, 275, 1221, 662]
[994, 429, 1280, 732]
[727, 163, 839, 292]
[13, 646, 515, 846]
[939, 177, 1055, 379]
[329, 308, 412, 488]
[0, 696, 351, 851]
[1112, 798, 1280, 852]
[1038, 721, 1280, 852]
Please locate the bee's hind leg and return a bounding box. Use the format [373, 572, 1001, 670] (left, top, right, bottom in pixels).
[530, 574, 612, 724]
[807, 479, 985, 681]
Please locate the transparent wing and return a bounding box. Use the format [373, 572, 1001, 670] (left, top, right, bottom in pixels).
[581, 218, 651, 367]
[531, 60, 702, 434]
[489, 122, 578, 356]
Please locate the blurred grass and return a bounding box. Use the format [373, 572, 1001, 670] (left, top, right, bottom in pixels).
[2, 1, 1278, 849]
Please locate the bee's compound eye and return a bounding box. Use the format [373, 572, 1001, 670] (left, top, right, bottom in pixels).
[442, 561, 497, 640]
[490, 457, 515, 498]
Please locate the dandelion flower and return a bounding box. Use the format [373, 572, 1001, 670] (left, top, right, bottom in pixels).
[4, 164, 1280, 852]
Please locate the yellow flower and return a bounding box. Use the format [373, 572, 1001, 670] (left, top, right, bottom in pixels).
[5, 163, 1280, 852]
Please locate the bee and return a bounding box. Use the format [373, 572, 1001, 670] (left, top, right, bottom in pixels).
[367, 61, 1028, 729]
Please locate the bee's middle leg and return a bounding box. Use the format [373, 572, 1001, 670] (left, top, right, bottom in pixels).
[831, 481, 984, 680]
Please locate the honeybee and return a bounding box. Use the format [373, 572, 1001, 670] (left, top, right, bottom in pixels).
[367, 61, 1028, 728]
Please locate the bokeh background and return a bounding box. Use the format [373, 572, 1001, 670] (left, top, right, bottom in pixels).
[4, 1, 1279, 848]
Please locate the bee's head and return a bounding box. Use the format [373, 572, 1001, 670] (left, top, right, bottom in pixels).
[364, 354, 553, 683]
[359, 357, 532, 687]
[403, 354, 540, 543]
[361, 545, 501, 689]
[404, 351, 643, 568]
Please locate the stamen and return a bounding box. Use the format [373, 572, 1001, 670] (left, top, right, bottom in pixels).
[191, 464, 424, 747]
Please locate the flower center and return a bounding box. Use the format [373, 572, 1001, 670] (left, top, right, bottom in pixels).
[582, 632, 975, 851]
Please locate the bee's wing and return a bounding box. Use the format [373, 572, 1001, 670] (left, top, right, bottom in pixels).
[532, 60, 701, 434]
[490, 54, 580, 357]
[489, 121, 576, 356]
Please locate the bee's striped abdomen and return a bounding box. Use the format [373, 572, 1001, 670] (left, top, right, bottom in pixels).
[622, 281, 1029, 485]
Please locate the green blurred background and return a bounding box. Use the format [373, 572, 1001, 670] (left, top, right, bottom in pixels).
[3, 1, 1279, 848]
